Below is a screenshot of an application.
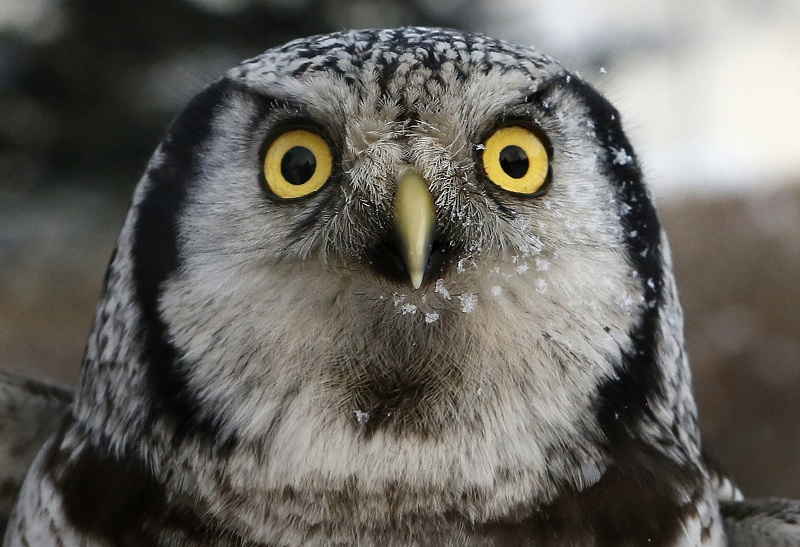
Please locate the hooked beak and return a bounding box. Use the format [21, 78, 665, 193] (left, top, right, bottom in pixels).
[392, 171, 436, 290]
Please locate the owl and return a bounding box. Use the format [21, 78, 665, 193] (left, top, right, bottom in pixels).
[2, 27, 799, 546]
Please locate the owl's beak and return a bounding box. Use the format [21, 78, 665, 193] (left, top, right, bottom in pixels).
[392, 171, 436, 290]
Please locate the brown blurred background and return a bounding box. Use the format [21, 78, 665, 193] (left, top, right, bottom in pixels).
[1, 0, 799, 499]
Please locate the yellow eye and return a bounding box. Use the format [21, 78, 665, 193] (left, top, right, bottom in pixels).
[263, 129, 333, 199]
[482, 126, 550, 195]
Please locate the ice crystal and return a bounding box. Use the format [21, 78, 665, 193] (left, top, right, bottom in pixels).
[434, 279, 451, 299]
[459, 293, 478, 313]
[424, 312, 440, 324]
[535, 257, 550, 271]
[610, 146, 633, 166]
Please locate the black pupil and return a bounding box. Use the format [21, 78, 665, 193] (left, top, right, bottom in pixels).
[280, 146, 317, 185]
[499, 145, 529, 179]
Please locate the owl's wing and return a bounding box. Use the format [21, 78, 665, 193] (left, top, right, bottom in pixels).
[722, 498, 800, 546]
[0, 371, 72, 531]
[705, 454, 800, 545]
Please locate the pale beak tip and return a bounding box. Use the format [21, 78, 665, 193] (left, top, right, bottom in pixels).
[411, 272, 424, 290]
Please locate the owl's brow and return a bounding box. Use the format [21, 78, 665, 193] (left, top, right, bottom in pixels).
[251, 95, 311, 117]
[517, 75, 567, 108]
[228, 79, 312, 117]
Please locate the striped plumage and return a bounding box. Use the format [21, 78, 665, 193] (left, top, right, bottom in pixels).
[2, 28, 799, 546]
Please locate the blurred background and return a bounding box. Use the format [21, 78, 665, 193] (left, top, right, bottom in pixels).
[1, 0, 798, 498]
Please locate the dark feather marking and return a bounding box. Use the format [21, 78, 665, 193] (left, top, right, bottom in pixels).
[541, 75, 666, 442]
[132, 77, 255, 451]
[285, 28, 548, 92]
[471, 442, 702, 545]
[1, 374, 73, 406]
[332, 312, 470, 438]
[49, 423, 264, 546]
[130, 77, 344, 449]
[257, 443, 701, 544]
[47, 424, 163, 545]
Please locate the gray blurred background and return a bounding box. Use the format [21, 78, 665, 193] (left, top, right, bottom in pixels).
[1, 0, 798, 498]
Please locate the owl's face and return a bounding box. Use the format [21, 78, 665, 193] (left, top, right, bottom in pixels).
[127, 28, 662, 448]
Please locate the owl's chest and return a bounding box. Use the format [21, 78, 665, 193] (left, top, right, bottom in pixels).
[8, 426, 724, 547]
[201, 488, 726, 547]
[165, 448, 720, 547]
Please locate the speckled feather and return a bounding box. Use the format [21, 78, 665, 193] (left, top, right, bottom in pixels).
[0, 372, 70, 531]
[2, 27, 799, 546]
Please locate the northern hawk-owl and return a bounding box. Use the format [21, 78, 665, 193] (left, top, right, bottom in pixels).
[3, 27, 799, 546]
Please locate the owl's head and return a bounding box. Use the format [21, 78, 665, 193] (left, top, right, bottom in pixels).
[89, 28, 674, 455]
